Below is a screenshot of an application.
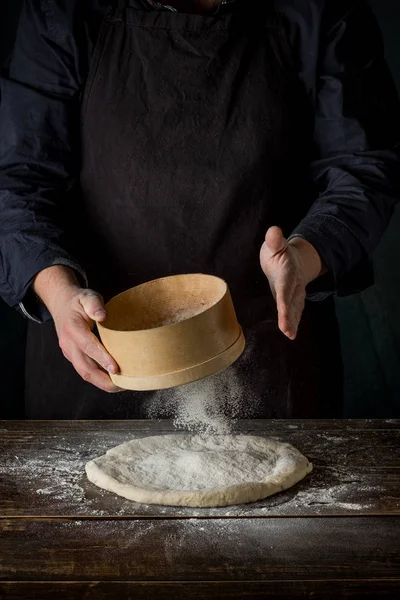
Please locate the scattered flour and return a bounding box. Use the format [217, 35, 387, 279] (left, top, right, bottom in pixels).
[1, 424, 394, 516]
[91, 435, 307, 495]
[146, 367, 256, 436]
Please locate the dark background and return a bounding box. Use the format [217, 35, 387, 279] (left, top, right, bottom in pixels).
[0, 0, 399, 418]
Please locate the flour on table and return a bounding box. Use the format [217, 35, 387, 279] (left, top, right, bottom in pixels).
[85, 434, 313, 508]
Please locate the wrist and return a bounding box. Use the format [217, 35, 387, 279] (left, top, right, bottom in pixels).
[288, 237, 327, 285]
[33, 265, 81, 316]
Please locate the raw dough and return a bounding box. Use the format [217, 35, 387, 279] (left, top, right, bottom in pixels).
[85, 434, 312, 508]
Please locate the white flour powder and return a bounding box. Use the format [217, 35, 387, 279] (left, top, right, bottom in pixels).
[85, 434, 312, 506]
[133, 447, 279, 490]
[1, 425, 389, 516]
[146, 367, 255, 435]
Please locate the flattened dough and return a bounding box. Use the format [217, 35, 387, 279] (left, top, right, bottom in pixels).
[85, 434, 313, 508]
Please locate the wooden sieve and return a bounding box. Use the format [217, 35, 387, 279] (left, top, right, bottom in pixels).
[96, 273, 245, 390]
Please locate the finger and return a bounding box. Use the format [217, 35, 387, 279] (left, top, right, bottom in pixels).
[59, 334, 118, 378]
[278, 305, 293, 340]
[79, 290, 107, 322]
[276, 294, 292, 338]
[275, 274, 297, 308]
[260, 227, 288, 279]
[71, 349, 122, 393]
[268, 278, 277, 301]
[62, 313, 120, 375]
[264, 260, 295, 303]
[72, 324, 119, 375]
[274, 278, 296, 332]
[279, 285, 306, 340]
[264, 226, 287, 256]
[275, 282, 299, 340]
[292, 287, 306, 332]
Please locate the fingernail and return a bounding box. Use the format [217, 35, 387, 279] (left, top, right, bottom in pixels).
[95, 310, 106, 320]
[107, 364, 117, 375]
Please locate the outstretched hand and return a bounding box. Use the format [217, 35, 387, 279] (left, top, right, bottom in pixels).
[260, 226, 325, 340]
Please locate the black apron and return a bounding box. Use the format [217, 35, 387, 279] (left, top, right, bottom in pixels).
[25, 1, 343, 419]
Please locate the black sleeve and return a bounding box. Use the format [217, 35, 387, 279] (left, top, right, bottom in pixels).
[0, 0, 90, 322]
[288, 0, 400, 299]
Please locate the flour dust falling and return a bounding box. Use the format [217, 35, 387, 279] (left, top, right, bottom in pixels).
[146, 366, 258, 436]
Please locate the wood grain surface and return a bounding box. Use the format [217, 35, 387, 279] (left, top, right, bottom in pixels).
[1, 419, 400, 598]
[1, 517, 400, 580]
[0, 581, 399, 599]
[1, 419, 399, 518]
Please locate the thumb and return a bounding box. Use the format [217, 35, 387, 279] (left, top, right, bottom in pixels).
[263, 226, 287, 255]
[79, 290, 107, 322]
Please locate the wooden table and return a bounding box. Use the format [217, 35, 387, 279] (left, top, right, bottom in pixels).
[1, 419, 400, 599]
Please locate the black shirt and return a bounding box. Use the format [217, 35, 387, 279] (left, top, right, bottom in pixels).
[0, 0, 399, 321]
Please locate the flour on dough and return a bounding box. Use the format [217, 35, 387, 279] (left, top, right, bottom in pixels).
[85, 435, 312, 508]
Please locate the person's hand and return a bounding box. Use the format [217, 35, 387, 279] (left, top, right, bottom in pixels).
[260, 226, 326, 340]
[52, 287, 122, 392]
[33, 266, 122, 393]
